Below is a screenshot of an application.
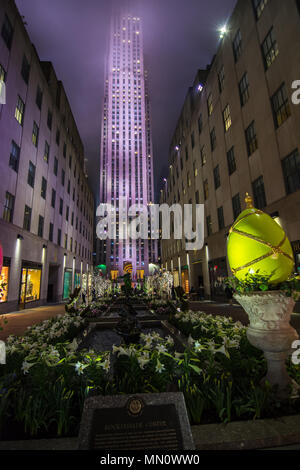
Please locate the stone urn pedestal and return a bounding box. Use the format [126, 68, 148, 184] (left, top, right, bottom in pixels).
[234, 291, 299, 398]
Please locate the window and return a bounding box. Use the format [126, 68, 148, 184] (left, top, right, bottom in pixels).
[47, 109, 52, 130]
[206, 215, 212, 236]
[252, 176, 267, 209]
[36, 85, 43, 110]
[210, 128, 216, 151]
[63, 143, 66, 158]
[66, 206, 69, 222]
[64, 234, 68, 249]
[57, 229, 61, 246]
[223, 105, 232, 132]
[227, 147, 236, 175]
[38, 215, 44, 238]
[0, 63, 6, 83]
[0, 262, 9, 303]
[203, 179, 209, 201]
[69, 155, 72, 169]
[185, 147, 189, 161]
[41, 177, 47, 199]
[59, 198, 63, 216]
[218, 207, 225, 230]
[27, 161, 36, 188]
[200, 146, 206, 166]
[67, 180, 70, 194]
[207, 93, 213, 116]
[198, 114, 203, 133]
[195, 190, 200, 204]
[51, 189, 56, 208]
[49, 223, 53, 242]
[32, 121, 39, 147]
[271, 83, 291, 128]
[9, 140, 20, 172]
[232, 194, 241, 220]
[3, 191, 14, 223]
[282, 149, 300, 195]
[218, 65, 225, 93]
[253, 0, 268, 20]
[214, 165, 221, 189]
[54, 157, 58, 176]
[44, 141, 50, 163]
[15, 96, 25, 126]
[20, 266, 42, 304]
[239, 73, 250, 106]
[21, 54, 30, 84]
[61, 169, 65, 186]
[23, 205, 32, 231]
[233, 29, 242, 62]
[262, 27, 278, 69]
[1, 14, 13, 50]
[245, 121, 258, 156]
[56, 129, 60, 146]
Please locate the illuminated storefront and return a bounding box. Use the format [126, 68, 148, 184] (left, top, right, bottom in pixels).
[20, 263, 42, 307]
[74, 272, 81, 288]
[63, 268, 72, 300]
[0, 258, 10, 303]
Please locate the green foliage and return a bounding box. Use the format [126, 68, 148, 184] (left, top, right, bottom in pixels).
[225, 270, 300, 300]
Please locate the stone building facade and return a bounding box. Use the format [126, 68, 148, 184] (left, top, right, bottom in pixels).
[0, 0, 94, 313]
[160, 0, 300, 299]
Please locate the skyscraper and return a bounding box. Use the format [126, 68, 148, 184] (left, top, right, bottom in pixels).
[99, 4, 157, 281]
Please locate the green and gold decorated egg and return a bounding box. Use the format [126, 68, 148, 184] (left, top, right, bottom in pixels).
[227, 194, 294, 284]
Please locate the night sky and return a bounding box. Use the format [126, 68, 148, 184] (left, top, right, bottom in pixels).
[15, 0, 237, 203]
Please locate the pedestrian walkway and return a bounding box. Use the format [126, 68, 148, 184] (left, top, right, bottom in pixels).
[0, 304, 66, 341]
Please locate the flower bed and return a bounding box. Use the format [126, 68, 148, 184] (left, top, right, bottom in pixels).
[0, 308, 300, 440]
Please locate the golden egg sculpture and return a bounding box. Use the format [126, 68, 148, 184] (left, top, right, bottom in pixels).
[227, 193, 294, 284]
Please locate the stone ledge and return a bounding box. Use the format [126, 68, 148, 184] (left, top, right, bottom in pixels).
[1, 415, 300, 450]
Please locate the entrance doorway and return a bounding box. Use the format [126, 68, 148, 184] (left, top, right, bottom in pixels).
[47, 264, 59, 303]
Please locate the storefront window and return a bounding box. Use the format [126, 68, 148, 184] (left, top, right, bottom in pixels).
[0, 266, 9, 303]
[74, 272, 81, 288]
[63, 269, 72, 300]
[20, 267, 42, 304]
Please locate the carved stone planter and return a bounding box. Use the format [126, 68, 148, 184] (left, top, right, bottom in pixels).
[234, 291, 299, 397]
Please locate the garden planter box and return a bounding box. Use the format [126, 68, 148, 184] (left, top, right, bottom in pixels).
[1, 414, 300, 450]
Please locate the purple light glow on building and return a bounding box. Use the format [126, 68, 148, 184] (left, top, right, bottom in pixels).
[99, 5, 157, 280]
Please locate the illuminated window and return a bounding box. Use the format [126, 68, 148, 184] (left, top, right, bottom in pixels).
[271, 83, 291, 128]
[111, 270, 118, 280]
[207, 93, 213, 116]
[262, 27, 278, 69]
[63, 269, 72, 300]
[15, 96, 25, 126]
[0, 263, 9, 303]
[253, 0, 268, 19]
[44, 141, 50, 163]
[223, 104, 232, 132]
[20, 266, 42, 305]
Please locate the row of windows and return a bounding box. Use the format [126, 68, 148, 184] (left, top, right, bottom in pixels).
[3, 193, 92, 257]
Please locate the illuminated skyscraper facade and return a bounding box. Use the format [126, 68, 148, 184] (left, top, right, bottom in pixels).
[99, 6, 157, 280]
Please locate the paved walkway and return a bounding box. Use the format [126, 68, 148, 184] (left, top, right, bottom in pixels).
[0, 304, 66, 340]
[1, 300, 300, 341]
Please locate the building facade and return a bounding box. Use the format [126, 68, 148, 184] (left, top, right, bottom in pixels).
[161, 0, 300, 299]
[98, 4, 157, 281]
[0, 0, 94, 313]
